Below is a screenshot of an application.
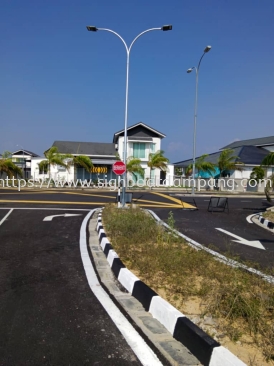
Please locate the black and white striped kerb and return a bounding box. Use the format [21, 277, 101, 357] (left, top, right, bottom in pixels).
[96, 212, 246, 366]
[258, 215, 274, 231]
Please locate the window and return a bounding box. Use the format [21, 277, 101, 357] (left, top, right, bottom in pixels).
[39, 166, 48, 174]
[57, 165, 66, 172]
[133, 143, 145, 158]
[12, 158, 25, 163]
[150, 143, 156, 153]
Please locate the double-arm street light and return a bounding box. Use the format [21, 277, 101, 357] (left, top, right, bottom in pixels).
[187, 45, 211, 195]
[87, 25, 172, 206]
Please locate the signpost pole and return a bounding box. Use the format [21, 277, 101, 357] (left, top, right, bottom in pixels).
[117, 176, 121, 208]
[112, 161, 126, 208]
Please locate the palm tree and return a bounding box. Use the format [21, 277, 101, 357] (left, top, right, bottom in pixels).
[217, 149, 242, 177]
[69, 155, 93, 174]
[147, 150, 169, 184]
[39, 147, 93, 180]
[186, 154, 215, 178]
[261, 152, 274, 167]
[261, 152, 274, 202]
[0, 153, 23, 179]
[250, 166, 265, 182]
[39, 146, 68, 180]
[126, 157, 144, 183]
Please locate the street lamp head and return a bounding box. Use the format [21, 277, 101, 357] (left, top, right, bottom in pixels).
[86, 26, 98, 32]
[204, 45, 211, 53]
[161, 25, 172, 31]
[187, 68, 194, 73]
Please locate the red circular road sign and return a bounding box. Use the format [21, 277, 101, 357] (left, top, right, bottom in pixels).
[112, 161, 126, 175]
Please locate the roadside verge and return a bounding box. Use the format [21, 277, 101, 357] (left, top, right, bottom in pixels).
[96, 210, 246, 366]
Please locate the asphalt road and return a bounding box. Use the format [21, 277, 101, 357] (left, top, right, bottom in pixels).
[0, 208, 143, 365]
[1, 189, 274, 364]
[153, 196, 274, 270]
[1, 189, 273, 271]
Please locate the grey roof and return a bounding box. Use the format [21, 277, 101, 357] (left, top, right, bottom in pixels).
[221, 136, 274, 150]
[113, 122, 166, 143]
[12, 149, 40, 157]
[174, 146, 271, 167]
[51, 141, 117, 157]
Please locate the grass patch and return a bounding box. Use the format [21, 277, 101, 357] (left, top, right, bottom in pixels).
[102, 205, 274, 363]
[263, 211, 274, 222]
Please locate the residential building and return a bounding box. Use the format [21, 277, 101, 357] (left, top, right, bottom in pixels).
[31, 122, 174, 186]
[12, 149, 40, 179]
[174, 136, 274, 192]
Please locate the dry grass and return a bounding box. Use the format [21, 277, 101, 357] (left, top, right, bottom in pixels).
[263, 211, 274, 222]
[102, 205, 274, 363]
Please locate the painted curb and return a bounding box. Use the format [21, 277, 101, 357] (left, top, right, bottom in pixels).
[96, 212, 246, 366]
[258, 214, 274, 231]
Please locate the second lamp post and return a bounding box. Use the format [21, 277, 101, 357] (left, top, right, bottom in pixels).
[187, 45, 211, 195]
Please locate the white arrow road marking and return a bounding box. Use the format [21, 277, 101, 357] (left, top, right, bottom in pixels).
[246, 213, 258, 223]
[43, 213, 82, 221]
[216, 228, 265, 250]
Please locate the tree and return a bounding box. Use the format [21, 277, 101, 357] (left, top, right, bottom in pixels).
[0, 153, 23, 178]
[2, 151, 12, 159]
[250, 166, 265, 182]
[126, 157, 144, 183]
[39, 147, 93, 180]
[261, 152, 274, 202]
[147, 150, 169, 181]
[39, 147, 68, 180]
[69, 155, 93, 173]
[186, 154, 215, 177]
[261, 152, 274, 167]
[217, 149, 242, 177]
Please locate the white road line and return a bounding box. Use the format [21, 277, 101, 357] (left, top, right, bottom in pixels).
[80, 209, 163, 366]
[246, 213, 258, 223]
[241, 200, 252, 202]
[0, 209, 13, 226]
[0, 207, 90, 211]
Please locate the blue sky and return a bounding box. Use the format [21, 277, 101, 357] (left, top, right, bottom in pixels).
[1, 0, 274, 163]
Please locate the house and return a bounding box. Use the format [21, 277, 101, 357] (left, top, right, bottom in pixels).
[31, 141, 118, 182]
[220, 136, 274, 152]
[12, 149, 40, 179]
[113, 122, 173, 185]
[31, 122, 174, 186]
[174, 136, 274, 192]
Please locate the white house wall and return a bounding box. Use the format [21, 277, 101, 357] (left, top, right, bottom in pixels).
[118, 135, 173, 186]
[30, 158, 75, 182]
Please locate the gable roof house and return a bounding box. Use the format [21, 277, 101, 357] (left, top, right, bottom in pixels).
[12, 149, 40, 179]
[174, 136, 274, 192]
[113, 122, 173, 185]
[31, 122, 174, 186]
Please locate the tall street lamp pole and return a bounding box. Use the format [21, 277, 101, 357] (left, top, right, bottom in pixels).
[187, 45, 211, 195]
[87, 25, 172, 206]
